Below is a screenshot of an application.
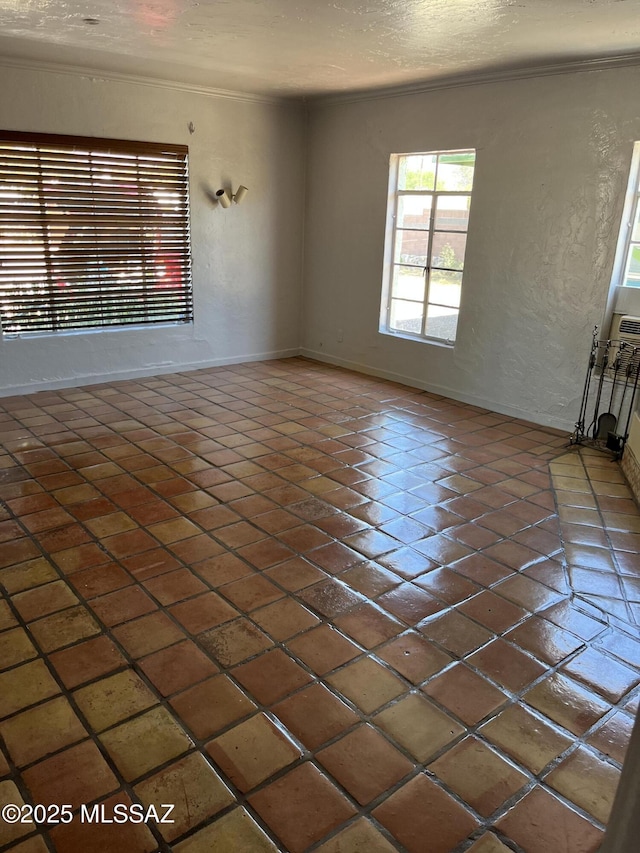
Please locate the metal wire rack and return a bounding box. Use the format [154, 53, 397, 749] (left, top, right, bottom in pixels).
[571, 326, 640, 458]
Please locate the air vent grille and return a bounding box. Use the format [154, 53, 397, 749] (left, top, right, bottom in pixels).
[619, 317, 640, 336]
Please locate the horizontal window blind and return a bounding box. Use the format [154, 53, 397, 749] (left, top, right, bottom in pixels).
[0, 131, 193, 334]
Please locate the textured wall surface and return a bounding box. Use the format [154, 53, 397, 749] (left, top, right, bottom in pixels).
[0, 66, 305, 394]
[302, 67, 640, 430]
[3, 62, 640, 429]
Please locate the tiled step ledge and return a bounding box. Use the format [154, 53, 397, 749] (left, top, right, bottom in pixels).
[621, 445, 640, 506]
[550, 448, 639, 630]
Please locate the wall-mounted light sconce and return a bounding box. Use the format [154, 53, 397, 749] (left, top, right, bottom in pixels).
[215, 189, 232, 208]
[233, 185, 248, 205]
[215, 186, 249, 208]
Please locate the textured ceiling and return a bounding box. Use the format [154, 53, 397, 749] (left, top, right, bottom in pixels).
[0, 0, 640, 98]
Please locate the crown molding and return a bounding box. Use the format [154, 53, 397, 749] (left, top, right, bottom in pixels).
[311, 51, 640, 107]
[3, 48, 640, 109]
[0, 54, 289, 106]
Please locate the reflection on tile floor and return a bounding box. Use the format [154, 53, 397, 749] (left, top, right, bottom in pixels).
[0, 357, 639, 852]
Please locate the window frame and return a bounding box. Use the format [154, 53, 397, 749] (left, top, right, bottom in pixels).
[379, 148, 476, 346]
[0, 130, 194, 337]
[612, 141, 640, 293]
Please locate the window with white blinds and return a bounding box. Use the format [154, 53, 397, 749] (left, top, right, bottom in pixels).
[0, 132, 193, 335]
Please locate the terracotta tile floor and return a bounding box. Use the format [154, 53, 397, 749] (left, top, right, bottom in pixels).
[0, 357, 639, 852]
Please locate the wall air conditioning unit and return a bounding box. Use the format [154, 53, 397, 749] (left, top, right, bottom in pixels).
[609, 314, 640, 374]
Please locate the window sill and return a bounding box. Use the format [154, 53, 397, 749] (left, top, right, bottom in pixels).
[2, 321, 192, 341]
[613, 285, 640, 317]
[378, 327, 456, 349]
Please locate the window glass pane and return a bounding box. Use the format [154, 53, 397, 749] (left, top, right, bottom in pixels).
[392, 265, 426, 301]
[390, 299, 424, 334]
[429, 270, 462, 308]
[425, 304, 459, 340]
[624, 244, 640, 288]
[397, 195, 432, 230]
[436, 152, 475, 191]
[381, 148, 475, 345]
[432, 233, 466, 270]
[434, 195, 470, 231]
[398, 154, 437, 191]
[632, 201, 640, 242]
[394, 230, 429, 266]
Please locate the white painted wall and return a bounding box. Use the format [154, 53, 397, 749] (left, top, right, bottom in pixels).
[302, 68, 640, 431]
[0, 65, 305, 395]
[4, 62, 640, 431]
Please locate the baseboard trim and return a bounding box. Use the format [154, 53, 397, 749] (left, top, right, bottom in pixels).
[300, 348, 575, 433]
[3, 345, 578, 435]
[0, 348, 301, 398]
